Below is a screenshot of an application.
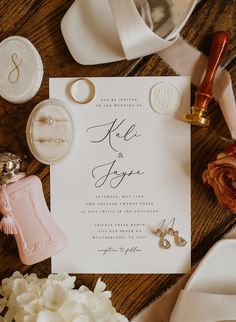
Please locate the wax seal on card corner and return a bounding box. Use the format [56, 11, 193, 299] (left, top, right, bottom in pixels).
[149, 82, 181, 115]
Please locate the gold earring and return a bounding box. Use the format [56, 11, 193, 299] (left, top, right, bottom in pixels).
[167, 218, 187, 247]
[153, 220, 171, 249]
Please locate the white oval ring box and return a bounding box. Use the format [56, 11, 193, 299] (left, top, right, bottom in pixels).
[26, 99, 75, 165]
[0, 36, 44, 104]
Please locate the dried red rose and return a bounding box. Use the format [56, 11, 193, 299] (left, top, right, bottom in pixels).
[202, 144, 236, 213]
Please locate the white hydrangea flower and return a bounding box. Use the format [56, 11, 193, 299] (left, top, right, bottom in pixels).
[43, 283, 67, 310]
[47, 273, 76, 290]
[0, 298, 6, 314]
[0, 272, 129, 322]
[36, 310, 64, 322]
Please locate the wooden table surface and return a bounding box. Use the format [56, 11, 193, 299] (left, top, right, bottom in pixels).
[0, 0, 235, 320]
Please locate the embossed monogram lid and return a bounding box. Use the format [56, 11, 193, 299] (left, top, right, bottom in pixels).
[0, 152, 23, 184]
[0, 36, 44, 104]
[150, 82, 182, 115]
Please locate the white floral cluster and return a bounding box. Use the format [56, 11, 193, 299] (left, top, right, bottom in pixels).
[0, 272, 128, 322]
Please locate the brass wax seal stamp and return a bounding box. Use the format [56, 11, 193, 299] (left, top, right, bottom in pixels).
[183, 31, 230, 127]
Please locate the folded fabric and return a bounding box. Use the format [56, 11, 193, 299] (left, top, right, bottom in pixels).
[171, 290, 236, 322]
[131, 227, 236, 322]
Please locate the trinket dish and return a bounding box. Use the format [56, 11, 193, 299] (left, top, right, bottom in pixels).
[0, 36, 44, 103]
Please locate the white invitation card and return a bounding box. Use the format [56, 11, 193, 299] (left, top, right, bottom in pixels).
[50, 77, 191, 273]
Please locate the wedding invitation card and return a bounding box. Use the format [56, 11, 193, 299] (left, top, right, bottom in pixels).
[50, 77, 191, 273]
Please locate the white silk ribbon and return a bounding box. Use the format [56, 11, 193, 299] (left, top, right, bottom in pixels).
[108, 0, 236, 139]
[108, 0, 178, 59]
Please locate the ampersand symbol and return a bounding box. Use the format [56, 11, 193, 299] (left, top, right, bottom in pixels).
[8, 53, 22, 84]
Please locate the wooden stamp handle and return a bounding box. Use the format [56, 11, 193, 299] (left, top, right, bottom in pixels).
[195, 31, 230, 110]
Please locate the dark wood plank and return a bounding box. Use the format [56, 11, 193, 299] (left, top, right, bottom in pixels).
[0, 0, 48, 40]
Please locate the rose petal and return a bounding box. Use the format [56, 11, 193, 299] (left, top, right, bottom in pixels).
[215, 156, 236, 168]
[203, 154, 236, 213]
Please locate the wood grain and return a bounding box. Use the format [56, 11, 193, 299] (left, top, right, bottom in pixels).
[0, 0, 235, 320]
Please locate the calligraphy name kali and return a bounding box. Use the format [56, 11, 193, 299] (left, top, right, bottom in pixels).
[86, 118, 141, 152]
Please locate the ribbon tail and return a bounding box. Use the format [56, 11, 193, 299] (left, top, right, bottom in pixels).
[0, 215, 18, 235]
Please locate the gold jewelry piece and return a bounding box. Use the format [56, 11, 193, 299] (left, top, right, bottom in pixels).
[35, 139, 65, 144]
[183, 106, 210, 127]
[34, 116, 68, 126]
[153, 220, 171, 249]
[70, 78, 95, 104]
[167, 218, 187, 247]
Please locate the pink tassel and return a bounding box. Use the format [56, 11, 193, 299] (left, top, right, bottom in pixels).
[0, 185, 18, 235]
[0, 215, 18, 235]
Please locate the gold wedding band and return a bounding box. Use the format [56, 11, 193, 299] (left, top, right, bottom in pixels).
[70, 78, 96, 104]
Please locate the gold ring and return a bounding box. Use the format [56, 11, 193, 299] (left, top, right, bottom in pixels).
[70, 78, 95, 104]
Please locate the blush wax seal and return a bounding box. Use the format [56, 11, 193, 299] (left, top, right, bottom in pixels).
[150, 82, 181, 115]
[0, 36, 44, 104]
